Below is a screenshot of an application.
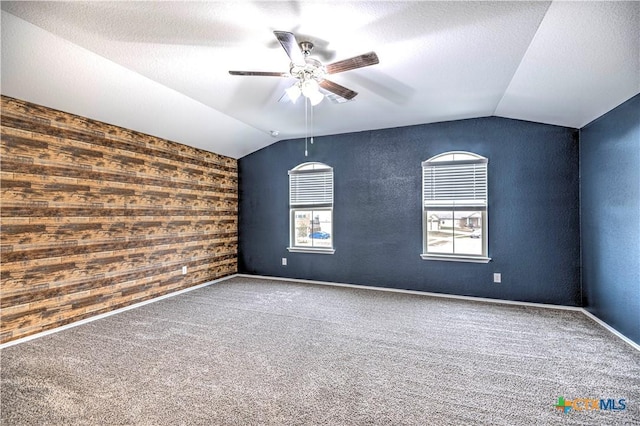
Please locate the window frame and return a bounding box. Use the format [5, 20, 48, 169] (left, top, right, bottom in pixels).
[287, 162, 335, 254]
[421, 151, 490, 263]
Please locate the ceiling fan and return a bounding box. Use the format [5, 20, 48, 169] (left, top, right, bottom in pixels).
[229, 31, 379, 105]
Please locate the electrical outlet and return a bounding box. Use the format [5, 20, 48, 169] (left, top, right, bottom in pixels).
[493, 273, 501, 283]
[182, 266, 187, 275]
[282, 257, 287, 266]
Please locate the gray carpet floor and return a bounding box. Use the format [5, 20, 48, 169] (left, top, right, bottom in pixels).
[1, 276, 639, 425]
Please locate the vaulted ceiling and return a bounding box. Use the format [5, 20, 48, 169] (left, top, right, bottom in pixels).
[2, 1, 638, 159]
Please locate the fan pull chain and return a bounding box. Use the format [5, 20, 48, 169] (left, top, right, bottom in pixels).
[310, 102, 314, 145]
[304, 97, 308, 157]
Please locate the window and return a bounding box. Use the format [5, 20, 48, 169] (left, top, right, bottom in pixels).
[288, 162, 335, 254]
[421, 151, 490, 263]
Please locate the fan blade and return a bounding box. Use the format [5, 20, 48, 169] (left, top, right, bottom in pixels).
[274, 31, 305, 65]
[325, 52, 379, 75]
[229, 71, 289, 77]
[319, 79, 358, 100]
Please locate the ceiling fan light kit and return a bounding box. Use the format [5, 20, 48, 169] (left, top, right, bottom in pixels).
[300, 80, 324, 106]
[283, 72, 324, 106]
[285, 84, 302, 103]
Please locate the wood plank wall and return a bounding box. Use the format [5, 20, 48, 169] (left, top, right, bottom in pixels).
[0, 96, 238, 344]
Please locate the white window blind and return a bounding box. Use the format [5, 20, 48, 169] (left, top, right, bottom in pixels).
[423, 158, 487, 209]
[289, 168, 333, 207]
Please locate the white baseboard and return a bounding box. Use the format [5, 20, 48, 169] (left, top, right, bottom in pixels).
[237, 273, 639, 352]
[236, 273, 583, 311]
[0, 274, 238, 350]
[580, 308, 640, 352]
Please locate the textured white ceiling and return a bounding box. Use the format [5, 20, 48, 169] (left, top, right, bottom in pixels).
[1, 1, 639, 159]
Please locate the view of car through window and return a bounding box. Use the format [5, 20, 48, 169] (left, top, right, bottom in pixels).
[293, 209, 332, 248]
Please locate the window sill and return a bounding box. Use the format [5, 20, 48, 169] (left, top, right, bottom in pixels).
[420, 254, 491, 263]
[287, 247, 335, 255]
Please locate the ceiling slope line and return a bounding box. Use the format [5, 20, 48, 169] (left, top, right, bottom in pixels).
[492, 1, 554, 117]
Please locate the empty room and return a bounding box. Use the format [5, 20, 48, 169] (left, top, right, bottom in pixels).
[1, 1, 638, 425]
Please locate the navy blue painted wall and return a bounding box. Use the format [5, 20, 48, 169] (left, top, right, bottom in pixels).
[580, 94, 640, 345]
[239, 117, 581, 305]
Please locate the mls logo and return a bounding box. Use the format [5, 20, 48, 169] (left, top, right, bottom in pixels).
[599, 398, 627, 411]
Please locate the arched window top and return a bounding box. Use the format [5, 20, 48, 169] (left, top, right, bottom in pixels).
[424, 151, 487, 165]
[288, 161, 333, 206]
[422, 151, 487, 205]
[291, 162, 332, 172]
